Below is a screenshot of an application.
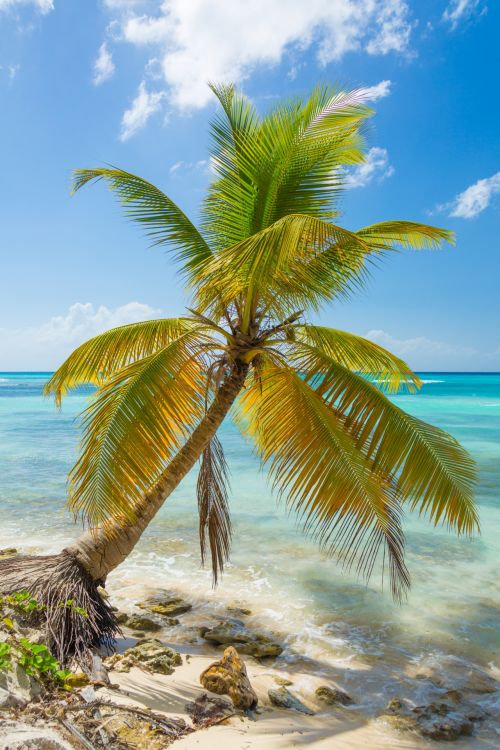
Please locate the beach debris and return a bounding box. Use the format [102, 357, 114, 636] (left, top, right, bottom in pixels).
[125, 614, 162, 632]
[202, 619, 283, 658]
[407, 654, 498, 694]
[315, 685, 353, 706]
[380, 695, 486, 741]
[64, 671, 90, 688]
[104, 638, 182, 675]
[200, 645, 258, 710]
[268, 686, 315, 715]
[185, 691, 235, 726]
[138, 594, 192, 618]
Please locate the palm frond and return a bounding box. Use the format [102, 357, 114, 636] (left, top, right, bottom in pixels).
[44, 317, 200, 406]
[234, 362, 411, 600]
[197, 435, 232, 585]
[196, 213, 372, 325]
[293, 325, 421, 393]
[69, 329, 211, 526]
[72, 167, 212, 276]
[291, 342, 478, 535]
[356, 221, 455, 251]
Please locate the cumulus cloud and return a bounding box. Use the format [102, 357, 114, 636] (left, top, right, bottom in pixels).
[93, 42, 115, 86]
[344, 146, 394, 188]
[120, 81, 165, 140]
[441, 172, 500, 219]
[0, 302, 159, 371]
[0, 0, 53, 12]
[104, 1, 412, 112]
[442, 0, 487, 30]
[358, 79, 392, 102]
[366, 329, 477, 369]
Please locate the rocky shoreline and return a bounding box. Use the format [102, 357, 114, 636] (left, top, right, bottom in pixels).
[1, 576, 498, 749]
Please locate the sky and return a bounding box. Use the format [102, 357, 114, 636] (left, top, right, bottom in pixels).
[0, 0, 498, 371]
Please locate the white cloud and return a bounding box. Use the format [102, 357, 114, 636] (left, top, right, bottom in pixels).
[358, 79, 392, 102]
[0, 63, 20, 81]
[168, 159, 207, 175]
[93, 42, 115, 86]
[0, 0, 53, 12]
[120, 80, 165, 140]
[442, 0, 486, 30]
[443, 172, 500, 219]
[0, 302, 159, 371]
[344, 146, 394, 189]
[104, 1, 412, 112]
[366, 329, 477, 369]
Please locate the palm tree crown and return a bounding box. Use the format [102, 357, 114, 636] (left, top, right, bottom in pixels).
[45, 83, 478, 601]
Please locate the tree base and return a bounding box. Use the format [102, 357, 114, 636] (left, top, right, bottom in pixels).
[0, 551, 119, 666]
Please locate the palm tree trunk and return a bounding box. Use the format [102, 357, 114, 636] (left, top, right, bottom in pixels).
[64, 360, 249, 583]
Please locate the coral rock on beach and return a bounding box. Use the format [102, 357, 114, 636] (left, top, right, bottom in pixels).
[138, 595, 192, 617]
[200, 645, 258, 710]
[268, 686, 315, 715]
[380, 695, 486, 741]
[202, 619, 283, 658]
[315, 685, 353, 706]
[125, 615, 162, 632]
[105, 638, 182, 675]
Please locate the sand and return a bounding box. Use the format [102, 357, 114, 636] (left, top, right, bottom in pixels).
[96, 642, 496, 750]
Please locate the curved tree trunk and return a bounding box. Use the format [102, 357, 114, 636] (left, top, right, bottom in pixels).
[64, 360, 249, 583]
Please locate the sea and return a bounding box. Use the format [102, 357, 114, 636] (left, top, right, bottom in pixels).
[0, 372, 499, 742]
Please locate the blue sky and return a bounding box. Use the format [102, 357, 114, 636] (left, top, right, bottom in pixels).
[0, 0, 498, 370]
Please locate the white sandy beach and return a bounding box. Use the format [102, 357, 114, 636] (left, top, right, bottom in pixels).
[97, 641, 497, 750]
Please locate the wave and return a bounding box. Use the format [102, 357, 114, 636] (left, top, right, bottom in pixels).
[421, 379, 444, 384]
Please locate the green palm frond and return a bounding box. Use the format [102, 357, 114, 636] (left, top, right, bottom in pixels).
[234, 362, 411, 600]
[44, 318, 199, 406]
[72, 167, 212, 276]
[196, 213, 372, 325]
[69, 329, 212, 525]
[356, 221, 455, 251]
[293, 325, 421, 393]
[291, 342, 478, 535]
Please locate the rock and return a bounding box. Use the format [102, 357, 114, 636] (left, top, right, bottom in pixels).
[138, 595, 192, 617]
[380, 696, 484, 741]
[315, 685, 353, 706]
[202, 620, 283, 658]
[99, 708, 186, 750]
[408, 654, 497, 694]
[273, 676, 293, 686]
[64, 672, 90, 688]
[0, 547, 17, 559]
[268, 686, 315, 715]
[227, 606, 252, 616]
[0, 721, 74, 749]
[126, 615, 162, 632]
[185, 692, 235, 726]
[114, 611, 129, 624]
[105, 639, 182, 675]
[200, 646, 258, 710]
[0, 663, 43, 707]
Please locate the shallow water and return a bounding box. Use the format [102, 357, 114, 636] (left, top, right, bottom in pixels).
[0, 372, 499, 740]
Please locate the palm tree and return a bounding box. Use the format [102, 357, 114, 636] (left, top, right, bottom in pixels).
[0, 84, 478, 663]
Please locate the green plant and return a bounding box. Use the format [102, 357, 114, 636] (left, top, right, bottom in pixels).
[3, 590, 44, 615]
[0, 642, 11, 672]
[18, 639, 71, 684]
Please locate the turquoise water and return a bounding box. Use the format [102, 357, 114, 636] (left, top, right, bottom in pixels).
[0, 372, 499, 738]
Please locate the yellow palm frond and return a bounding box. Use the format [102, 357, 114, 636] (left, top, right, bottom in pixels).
[356, 221, 454, 250]
[293, 325, 421, 393]
[69, 329, 211, 526]
[290, 342, 478, 535]
[234, 362, 410, 600]
[44, 318, 202, 406]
